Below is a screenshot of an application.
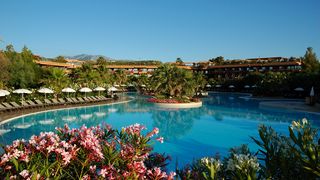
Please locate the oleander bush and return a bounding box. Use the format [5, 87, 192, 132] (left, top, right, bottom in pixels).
[0, 124, 175, 179]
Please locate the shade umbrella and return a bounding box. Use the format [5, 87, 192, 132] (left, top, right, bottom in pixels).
[0, 90, 10, 97]
[108, 86, 118, 98]
[13, 89, 32, 101]
[141, 84, 146, 87]
[62, 87, 76, 98]
[229, 85, 235, 88]
[108, 87, 118, 92]
[114, 84, 120, 87]
[94, 87, 106, 96]
[79, 87, 92, 97]
[294, 87, 304, 92]
[38, 88, 54, 100]
[215, 85, 222, 88]
[206, 84, 211, 88]
[251, 85, 258, 88]
[244, 85, 250, 89]
[310, 86, 315, 96]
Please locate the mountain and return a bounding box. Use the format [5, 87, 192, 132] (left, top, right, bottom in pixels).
[64, 54, 112, 61]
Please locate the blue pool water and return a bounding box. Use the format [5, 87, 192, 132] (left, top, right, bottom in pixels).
[0, 92, 319, 169]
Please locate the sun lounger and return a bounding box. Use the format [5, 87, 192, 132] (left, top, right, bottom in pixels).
[26, 100, 40, 108]
[83, 97, 95, 102]
[34, 100, 45, 107]
[96, 96, 105, 100]
[66, 98, 74, 104]
[2, 102, 16, 110]
[21, 101, 31, 108]
[58, 98, 67, 104]
[71, 98, 81, 104]
[10, 102, 22, 109]
[44, 99, 53, 105]
[51, 99, 63, 105]
[77, 97, 86, 103]
[90, 96, 100, 102]
[0, 104, 8, 112]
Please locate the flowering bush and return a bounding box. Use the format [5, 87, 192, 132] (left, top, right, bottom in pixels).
[177, 119, 319, 179]
[0, 124, 175, 179]
[147, 97, 200, 104]
[253, 118, 320, 179]
[177, 145, 259, 180]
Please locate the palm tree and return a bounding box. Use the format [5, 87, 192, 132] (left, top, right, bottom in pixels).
[150, 64, 197, 98]
[42, 68, 70, 96]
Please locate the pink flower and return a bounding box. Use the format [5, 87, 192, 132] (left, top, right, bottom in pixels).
[89, 165, 96, 173]
[99, 168, 108, 178]
[156, 137, 164, 143]
[19, 169, 29, 178]
[61, 151, 72, 165]
[82, 174, 90, 180]
[9, 175, 17, 180]
[146, 127, 160, 138]
[168, 172, 176, 180]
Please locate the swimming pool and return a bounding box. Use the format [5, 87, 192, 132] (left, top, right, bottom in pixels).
[0, 92, 319, 169]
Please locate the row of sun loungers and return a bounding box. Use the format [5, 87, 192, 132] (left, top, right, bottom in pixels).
[0, 96, 112, 113]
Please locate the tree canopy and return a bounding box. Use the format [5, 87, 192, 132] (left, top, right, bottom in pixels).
[302, 47, 319, 73]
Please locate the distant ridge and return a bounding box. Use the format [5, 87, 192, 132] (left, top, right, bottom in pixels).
[64, 54, 112, 61]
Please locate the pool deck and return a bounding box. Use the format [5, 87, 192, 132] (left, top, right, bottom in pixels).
[0, 97, 132, 123]
[259, 101, 320, 115]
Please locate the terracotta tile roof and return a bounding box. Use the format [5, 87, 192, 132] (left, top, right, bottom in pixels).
[35, 61, 79, 68]
[203, 61, 301, 69]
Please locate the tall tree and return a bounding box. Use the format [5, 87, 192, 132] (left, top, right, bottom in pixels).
[54, 56, 67, 63]
[176, 57, 184, 65]
[302, 47, 319, 73]
[41, 68, 70, 95]
[0, 51, 10, 88]
[209, 56, 225, 65]
[96, 56, 107, 66]
[7, 46, 41, 88]
[151, 64, 196, 98]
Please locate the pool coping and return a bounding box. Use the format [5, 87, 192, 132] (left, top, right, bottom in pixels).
[0, 98, 134, 125]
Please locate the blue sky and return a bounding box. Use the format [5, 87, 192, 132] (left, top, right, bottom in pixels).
[1, 0, 319, 62]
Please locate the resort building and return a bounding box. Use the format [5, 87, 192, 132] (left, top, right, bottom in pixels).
[191, 57, 302, 79]
[34, 56, 302, 78]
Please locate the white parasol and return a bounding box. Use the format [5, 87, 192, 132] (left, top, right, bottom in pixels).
[108, 87, 118, 92]
[79, 87, 92, 97]
[13, 89, 32, 101]
[38, 88, 54, 100]
[310, 86, 314, 96]
[94, 87, 106, 96]
[0, 90, 10, 97]
[62, 87, 76, 98]
[206, 84, 212, 88]
[294, 87, 304, 92]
